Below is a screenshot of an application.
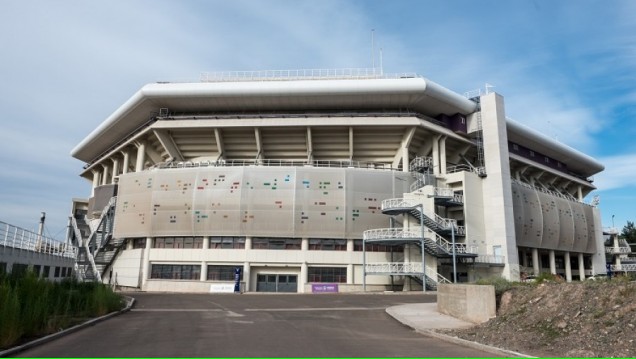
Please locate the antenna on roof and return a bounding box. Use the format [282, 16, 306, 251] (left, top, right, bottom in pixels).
[371, 29, 376, 71]
[380, 47, 384, 76]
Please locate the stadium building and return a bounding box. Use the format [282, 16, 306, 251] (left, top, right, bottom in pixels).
[68, 69, 606, 293]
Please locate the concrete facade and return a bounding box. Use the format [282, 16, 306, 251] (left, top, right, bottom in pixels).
[69, 71, 606, 292]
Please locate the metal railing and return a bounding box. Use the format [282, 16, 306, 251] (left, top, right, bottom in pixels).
[611, 263, 636, 272]
[409, 156, 434, 172]
[433, 187, 464, 204]
[363, 228, 420, 241]
[447, 164, 486, 177]
[474, 255, 506, 264]
[365, 263, 452, 284]
[428, 231, 476, 254]
[200, 68, 421, 82]
[381, 197, 419, 210]
[155, 159, 395, 171]
[606, 247, 632, 254]
[511, 178, 582, 204]
[0, 221, 76, 258]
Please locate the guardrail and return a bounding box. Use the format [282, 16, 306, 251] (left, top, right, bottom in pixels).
[363, 228, 421, 241]
[606, 247, 632, 254]
[474, 255, 506, 264]
[200, 68, 421, 82]
[365, 262, 451, 284]
[156, 159, 395, 171]
[0, 221, 76, 258]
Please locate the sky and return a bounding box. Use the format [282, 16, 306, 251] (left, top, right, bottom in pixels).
[1, 0, 635, 239]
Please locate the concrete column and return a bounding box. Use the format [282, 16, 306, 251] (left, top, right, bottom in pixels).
[347, 264, 353, 284]
[140, 236, 152, 289]
[245, 236, 252, 250]
[200, 261, 207, 282]
[202, 236, 209, 250]
[101, 164, 109, 185]
[532, 248, 540, 276]
[521, 249, 529, 268]
[403, 244, 411, 291]
[135, 142, 146, 172]
[243, 262, 251, 292]
[111, 158, 120, 183]
[577, 185, 583, 202]
[549, 250, 556, 274]
[432, 136, 440, 175]
[126, 238, 134, 250]
[91, 170, 100, 196]
[301, 237, 309, 251]
[121, 150, 130, 174]
[439, 136, 447, 174]
[300, 262, 308, 293]
[578, 253, 586, 280]
[564, 252, 572, 282]
[402, 146, 409, 173]
[347, 238, 354, 252]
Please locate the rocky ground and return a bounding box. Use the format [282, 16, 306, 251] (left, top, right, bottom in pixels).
[441, 279, 636, 357]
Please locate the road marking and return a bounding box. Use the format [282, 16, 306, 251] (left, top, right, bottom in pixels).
[244, 307, 386, 312]
[131, 309, 224, 312]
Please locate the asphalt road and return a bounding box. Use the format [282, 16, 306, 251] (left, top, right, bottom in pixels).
[14, 293, 496, 357]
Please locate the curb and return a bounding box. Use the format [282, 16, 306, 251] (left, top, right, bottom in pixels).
[0, 296, 135, 358]
[385, 307, 536, 358]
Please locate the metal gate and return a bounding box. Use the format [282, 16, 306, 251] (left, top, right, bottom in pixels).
[256, 274, 298, 292]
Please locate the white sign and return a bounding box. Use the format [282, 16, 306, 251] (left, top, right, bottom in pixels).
[210, 283, 234, 293]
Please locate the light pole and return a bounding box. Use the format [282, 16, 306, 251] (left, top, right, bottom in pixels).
[451, 221, 457, 283]
[612, 214, 615, 229]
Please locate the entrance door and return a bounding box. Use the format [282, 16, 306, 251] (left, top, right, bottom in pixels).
[256, 274, 298, 292]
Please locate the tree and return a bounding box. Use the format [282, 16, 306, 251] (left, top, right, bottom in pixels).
[620, 221, 636, 250]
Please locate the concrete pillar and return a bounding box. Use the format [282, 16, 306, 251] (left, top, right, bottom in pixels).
[440, 136, 447, 174]
[402, 146, 409, 173]
[301, 237, 309, 251]
[578, 253, 586, 280]
[245, 236, 252, 250]
[200, 261, 207, 282]
[300, 262, 308, 293]
[140, 236, 152, 289]
[564, 252, 572, 282]
[243, 262, 251, 292]
[202, 236, 209, 250]
[549, 250, 556, 275]
[432, 136, 440, 175]
[347, 238, 354, 252]
[135, 142, 146, 172]
[121, 150, 130, 174]
[91, 170, 100, 196]
[347, 264, 353, 285]
[403, 244, 411, 291]
[532, 248, 540, 276]
[521, 249, 529, 268]
[577, 185, 583, 202]
[101, 164, 109, 185]
[111, 157, 120, 183]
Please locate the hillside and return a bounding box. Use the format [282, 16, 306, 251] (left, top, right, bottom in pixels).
[443, 280, 636, 357]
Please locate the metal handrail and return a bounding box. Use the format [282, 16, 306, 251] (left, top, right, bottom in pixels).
[363, 228, 420, 241]
[611, 263, 636, 272]
[155, 159, 395, 171]
[474, 255, 506, 264]
[200, 68, 421, 82]
[606, 247, 632, 254]
[365, 262, 451, 284]
[0, 221, 76, 258]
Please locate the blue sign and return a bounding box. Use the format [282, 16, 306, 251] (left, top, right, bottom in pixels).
[234, 267, 241, 293]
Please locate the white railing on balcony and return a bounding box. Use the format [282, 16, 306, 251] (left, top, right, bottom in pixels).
[381, 197, 419, 210]
[363, 228, 421, 241]
[474, 255, 506, 265]
[611, 263, 636, 272]
[155, 159, 395, 171]
[409, 156, 433, 172]
[606, 247, 632, 254]
[1, 221, 77, 259]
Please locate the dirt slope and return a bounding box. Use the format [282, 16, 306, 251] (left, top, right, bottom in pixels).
[443, 280, 636, 357]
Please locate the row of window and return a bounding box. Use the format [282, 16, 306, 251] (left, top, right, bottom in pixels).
[0, 262, 73, 278]
[133, 237, 402, 252]
[149, 264, 346, 283]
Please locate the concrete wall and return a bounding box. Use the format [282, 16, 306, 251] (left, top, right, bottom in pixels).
[437, 284, 496, 324]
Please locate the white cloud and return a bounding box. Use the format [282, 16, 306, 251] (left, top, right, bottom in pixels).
[594, 154, 636, 191]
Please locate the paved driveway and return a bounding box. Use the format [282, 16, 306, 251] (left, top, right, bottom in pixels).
[15, 293, 496, 357]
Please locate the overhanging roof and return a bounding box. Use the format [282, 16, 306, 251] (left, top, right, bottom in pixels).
[71, 77, 477, 162]
[506, 118, 604, 177]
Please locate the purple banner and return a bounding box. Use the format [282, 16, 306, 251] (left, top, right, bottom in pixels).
[311, 283, 339, 293]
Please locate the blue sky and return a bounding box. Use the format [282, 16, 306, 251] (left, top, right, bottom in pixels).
[1, 0, 634, 238]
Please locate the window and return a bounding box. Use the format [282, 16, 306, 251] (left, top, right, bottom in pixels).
[207, 265, 243, 281]
[309, 238, 347, 251]
[308, 267, 347, 283]
[252, 237, 301, 250]
[0, 262, 6, 274]
[54, 266, 60, 278]
[33, 265, 41, 277]
[154, 237, 203, 249]
[150, 264, 201, 280]
[132, 238, 146, 249]
[512, 143, 519, 151]
[529, 150, 535, 157]
[353, 240, 402, 252]
[43, 266, 50, 278]
[544, 157, 550, 163]
[209, 236, 245, 249]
